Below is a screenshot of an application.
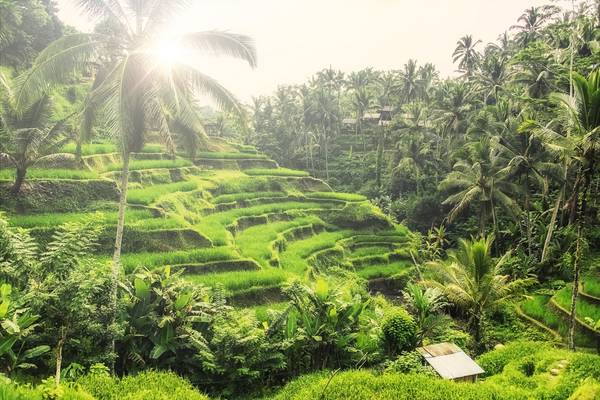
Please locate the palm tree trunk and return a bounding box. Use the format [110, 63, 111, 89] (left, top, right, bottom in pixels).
[110, 151, 130, 366]
[55, 326, 67, 385]
[541, 189, 563, 263]
[10, 166, 26, 195]
[568, 224, 582, 351]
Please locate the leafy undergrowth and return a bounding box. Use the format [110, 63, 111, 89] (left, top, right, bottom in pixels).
[269, 341, 600, 400]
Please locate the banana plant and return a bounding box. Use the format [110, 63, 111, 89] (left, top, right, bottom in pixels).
[0, 283, 50, 374]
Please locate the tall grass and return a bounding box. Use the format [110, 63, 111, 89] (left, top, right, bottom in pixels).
[127, 181, 198, 205]
[347, 245, 395, 258]
[279, 230, 355, 274]
[212, 191, 286, 204]
[196, 151, 267, 160]
[307, 192, 367, 202]
[236, 216, 324, 267]
[61, 143, 164, 155]
[581, 276, 600, 298]
[357, 261, 411, 279]
[0, 168, 98, 180]
[118, 247, 238, 273]
[195, 201, 338, 246]
[103, 158, 192, 172]
[554, 285, 600, 323]
[186, 268, 289, 293]
[8, 208, 154, 228]
[245, 168, 309, 177]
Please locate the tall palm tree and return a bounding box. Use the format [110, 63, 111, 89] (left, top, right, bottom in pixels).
[14, 0, 256, 323]
[425, 236, 532, 350]
[399, 59, 420, 103]
[402, 282, 447, 345]
[439, 139, 520, 235]
[529, 68, 600, 350]
[511, 6, 559, 48]
[452, 35, 481, 77]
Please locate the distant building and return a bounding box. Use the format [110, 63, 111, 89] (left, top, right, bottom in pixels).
[416, 342, 485, 382]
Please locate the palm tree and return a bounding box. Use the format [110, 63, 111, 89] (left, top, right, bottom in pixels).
[511, 6, 559, 48]
[476, 53, 510, 104]
[399, 59, 420, 103]
[452, 35, 481, 77]
[425, 236, 532, 350]
[14, 0, 256, 339]
[529, 67, 600, 350]
[439, 138, 520, 235]
[0, 73, 71, 194]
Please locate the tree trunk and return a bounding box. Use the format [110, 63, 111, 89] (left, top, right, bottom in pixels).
[568, 225, 582, 351]
[55, 326, 67, 385]
[110, 151, 130, 367]
[324, 136, 329, 181]
[10, 167, 26, 195]
[541, 189, 563, 263]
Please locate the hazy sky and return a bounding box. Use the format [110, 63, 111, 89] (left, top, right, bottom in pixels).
[55, 0, 552, 102]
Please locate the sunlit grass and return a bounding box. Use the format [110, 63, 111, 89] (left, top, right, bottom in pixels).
[212, 191, 286, 204]
[186, 268, 289, 293]
[554, 285, 600, 324]
[127, 181, 198, 205]
[0, 168, 99, 180]
[249, 301, 289, 322]
[307, 192, 367, 202]
[195, 201, 338, 246]
[347, 245, 394, 258]
[236, 216, 325, 267]
[8, 208, 153, 228]
[196, 151, 267, 159]
[356, 260, 411, 279]
[61, 143, 164, 155]
[244, 168, 309, 177]
[118, 247, 238, 273]
[103, 158, 192, 172]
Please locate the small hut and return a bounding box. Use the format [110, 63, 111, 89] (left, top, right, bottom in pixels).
[416, 342, 484, 382]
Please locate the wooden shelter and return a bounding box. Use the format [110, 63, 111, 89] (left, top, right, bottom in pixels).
[417, 342, 484, 382]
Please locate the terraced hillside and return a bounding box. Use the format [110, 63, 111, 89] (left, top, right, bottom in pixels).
[0, 138, 416, 309]
[518, 274, 600, 348]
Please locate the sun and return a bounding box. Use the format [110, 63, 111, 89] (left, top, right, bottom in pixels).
[147, 38, 191, 70]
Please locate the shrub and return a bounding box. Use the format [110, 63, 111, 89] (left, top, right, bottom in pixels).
[381, 307, 417, 356]
[77, 370, 209, 400]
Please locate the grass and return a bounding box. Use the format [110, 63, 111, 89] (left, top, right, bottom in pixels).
[520, 294, 594, 346]
[0, 168, 99, 180]
[61, 143, 164, 155]
[554, 285, 600, 325]
[8, 208, 154, 228]
[127, 181, 198, 205]
[244, 168, 309, 177]
[186, 268, 289, 293]
[117, 247, 238, 273]
[347, 245, 395, 258]
[279, 230, 356, 274]
[103, 158, 192, 172]
[212, 191, 287, 204]
[356, 261, 410, 279]
[249, 301, 289, 322]
[581, 275, 600, 298]
[195, 151, 267, 160]
[307, 191, 367, 202]
[236, 216, 325, 267]
[195, 201, 339, 246]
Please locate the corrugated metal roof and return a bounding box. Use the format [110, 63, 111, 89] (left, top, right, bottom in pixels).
[417, 342, 484, 380]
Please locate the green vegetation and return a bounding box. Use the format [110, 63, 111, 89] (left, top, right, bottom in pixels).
[127, 181, 198, 205]
[0, 168, 99, 180]
[102, 158, 193, 172]
[245, 168, 309, 177]
[196, 151, 267, 159]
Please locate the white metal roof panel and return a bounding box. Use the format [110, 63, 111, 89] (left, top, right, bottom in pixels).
[423, 351, 485, 379]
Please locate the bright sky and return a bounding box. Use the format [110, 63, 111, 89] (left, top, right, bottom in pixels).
[55, 0, 553, 102]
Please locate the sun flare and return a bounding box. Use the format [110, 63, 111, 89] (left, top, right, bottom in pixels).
[148, 38, 191, 69]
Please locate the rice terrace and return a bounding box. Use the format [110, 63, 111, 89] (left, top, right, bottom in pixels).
[0, 0, 599, 399]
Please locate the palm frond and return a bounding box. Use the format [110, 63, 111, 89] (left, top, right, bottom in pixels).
[15, 34, 103, 110]
[181, 31, 257, 68]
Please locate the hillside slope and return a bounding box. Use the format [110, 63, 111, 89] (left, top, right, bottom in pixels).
[0, 138, 416, 307]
